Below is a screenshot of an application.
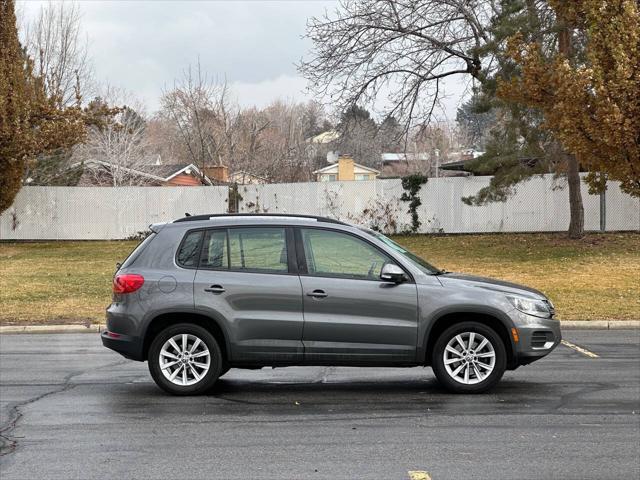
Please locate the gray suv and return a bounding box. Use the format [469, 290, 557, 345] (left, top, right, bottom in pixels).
[102, 214, 561, 395]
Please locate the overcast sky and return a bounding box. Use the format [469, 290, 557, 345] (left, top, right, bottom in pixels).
[20, 0, 467, 120]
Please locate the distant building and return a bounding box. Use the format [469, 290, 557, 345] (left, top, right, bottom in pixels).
[379, 152, 431, 178]
[313, 155, 380, 182]
[306, 130, 340, 145]
[305, 129, 346, 167]
[76, 160, 216, 186]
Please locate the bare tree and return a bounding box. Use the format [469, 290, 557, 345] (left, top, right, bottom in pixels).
[144, 115, 192, 165]
[161, 62, 239, 180]
[300, 0, 493, 134]
[239, 101, 321, 182]
[154, 79, 330, 183]
[301, 0, 587, 238]
[233, 107, 271, 174]
[23, 0, 93, 107]
[76, 93, 151, 186]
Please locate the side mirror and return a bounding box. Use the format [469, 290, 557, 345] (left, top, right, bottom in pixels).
[380, 263, 407, 284]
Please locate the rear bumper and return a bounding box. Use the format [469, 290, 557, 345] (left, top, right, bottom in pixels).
[101, 331, 144, 361]
[511, 311, 562, 366]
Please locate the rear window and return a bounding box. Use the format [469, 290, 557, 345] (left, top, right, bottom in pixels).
[120, 232, 156, 270]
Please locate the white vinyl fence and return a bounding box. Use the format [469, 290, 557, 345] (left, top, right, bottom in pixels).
[1, 174, 638, 240]
[0, 186, 228, 240]
[237, 174, 639, 234]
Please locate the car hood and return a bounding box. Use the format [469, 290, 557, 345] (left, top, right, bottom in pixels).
[436, 272, 547, 299]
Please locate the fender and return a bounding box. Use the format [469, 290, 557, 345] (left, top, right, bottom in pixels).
[141, 306, 232, 361]
[417, 304, 518, 365]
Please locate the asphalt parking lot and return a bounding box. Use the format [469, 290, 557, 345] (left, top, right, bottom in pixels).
[1, 329, 639, 480]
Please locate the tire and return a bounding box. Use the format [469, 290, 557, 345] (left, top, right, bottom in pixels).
[431, 321, 507, 394]
[148, 323, 223, 395]
[219, 366, 230, 377]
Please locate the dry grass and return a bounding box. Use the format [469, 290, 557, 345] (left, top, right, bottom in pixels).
[394, 233, 640, 321]
[0, 241, 137, 325]
[0, 233, 638, 325]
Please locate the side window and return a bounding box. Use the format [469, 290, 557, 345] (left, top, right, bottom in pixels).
[177, 230, 203, 268]
[228, 228, 288, 273]
[301, 229, 391, 280]
[200, 230, 229, 269]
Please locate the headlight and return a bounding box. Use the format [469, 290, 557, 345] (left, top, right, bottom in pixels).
[507, 295, 553, 318]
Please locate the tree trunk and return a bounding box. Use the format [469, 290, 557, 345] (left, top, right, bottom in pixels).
[559, 26, 584, 239]
[567, 153, 584, 239]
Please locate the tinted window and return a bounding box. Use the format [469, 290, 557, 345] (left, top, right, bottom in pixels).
[177, 230, 203, 267]
[200, 230, 229, 269]
[120, 232, 156, 270]
[228, 228, 288, 273]
[301, 229, 391, 280]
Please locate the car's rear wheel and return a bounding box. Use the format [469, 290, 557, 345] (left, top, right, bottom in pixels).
[148, 323, 222, 395]
[431, 321, 506, 393]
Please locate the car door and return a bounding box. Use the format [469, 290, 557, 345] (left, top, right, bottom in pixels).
[297, 227, 418, 364]
[193, 226, 304, 364]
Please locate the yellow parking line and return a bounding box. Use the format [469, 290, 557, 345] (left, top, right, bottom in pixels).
[561, 340, 599, 358]
[408, 471, 432, 480]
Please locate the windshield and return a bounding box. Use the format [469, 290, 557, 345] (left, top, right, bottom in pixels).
[364, 229, 442, 275]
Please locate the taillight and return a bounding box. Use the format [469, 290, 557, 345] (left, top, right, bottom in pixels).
[113, 274, 144, 294]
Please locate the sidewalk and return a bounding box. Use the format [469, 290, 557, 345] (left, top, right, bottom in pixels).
[1, 320, 639, 334]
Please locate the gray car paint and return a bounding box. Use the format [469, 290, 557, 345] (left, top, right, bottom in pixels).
[103, 216, 561, 367]
[194, 269, 305, 363]
[300, 275, 418, 364]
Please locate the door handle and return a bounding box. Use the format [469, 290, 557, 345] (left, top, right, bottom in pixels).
[306, 289, 328, 299]
[204, 284, 225, 294]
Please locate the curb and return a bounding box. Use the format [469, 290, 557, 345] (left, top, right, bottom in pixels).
[1, 321, 639, 334]
[0, 324, 106, 334]
[561, 320, 640, 330]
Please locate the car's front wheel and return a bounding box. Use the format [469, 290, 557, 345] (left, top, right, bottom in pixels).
[431, 321, 507, 393]
[148, 323, 223, 395]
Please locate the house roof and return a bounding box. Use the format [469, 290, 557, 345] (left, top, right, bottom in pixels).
[439, 156, 542, 173]
[76, 160, 213, 185]
[307, 130, 340, 144]
[229, 170, 268, 181]
[135, 163, 199, 180]
[313, 162, 380, 175]
[439, 159, 470, 171]
[381, 153, 430, 162]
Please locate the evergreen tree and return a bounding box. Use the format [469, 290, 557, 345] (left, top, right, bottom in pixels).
[462, 0, 589, 237]
[377, 116, 404, 153]
[455, 95, 498, 151]
[335, 106, 381, 165]
[0, 0, 85, 213]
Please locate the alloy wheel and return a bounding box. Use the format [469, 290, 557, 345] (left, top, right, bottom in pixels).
[443, 331, 496, 385]
[159, 333, 211, 386]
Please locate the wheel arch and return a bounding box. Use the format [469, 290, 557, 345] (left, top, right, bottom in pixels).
[422, 310, 517, 368]
[142, 311, 230, 363]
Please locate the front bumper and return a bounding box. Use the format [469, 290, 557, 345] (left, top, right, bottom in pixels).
[511, 310, 562, 366]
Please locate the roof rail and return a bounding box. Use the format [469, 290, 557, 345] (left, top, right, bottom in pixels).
[173, 213, 347, 225]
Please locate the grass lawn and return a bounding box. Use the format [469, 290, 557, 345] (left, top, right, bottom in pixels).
[0, 233, 638, 325]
